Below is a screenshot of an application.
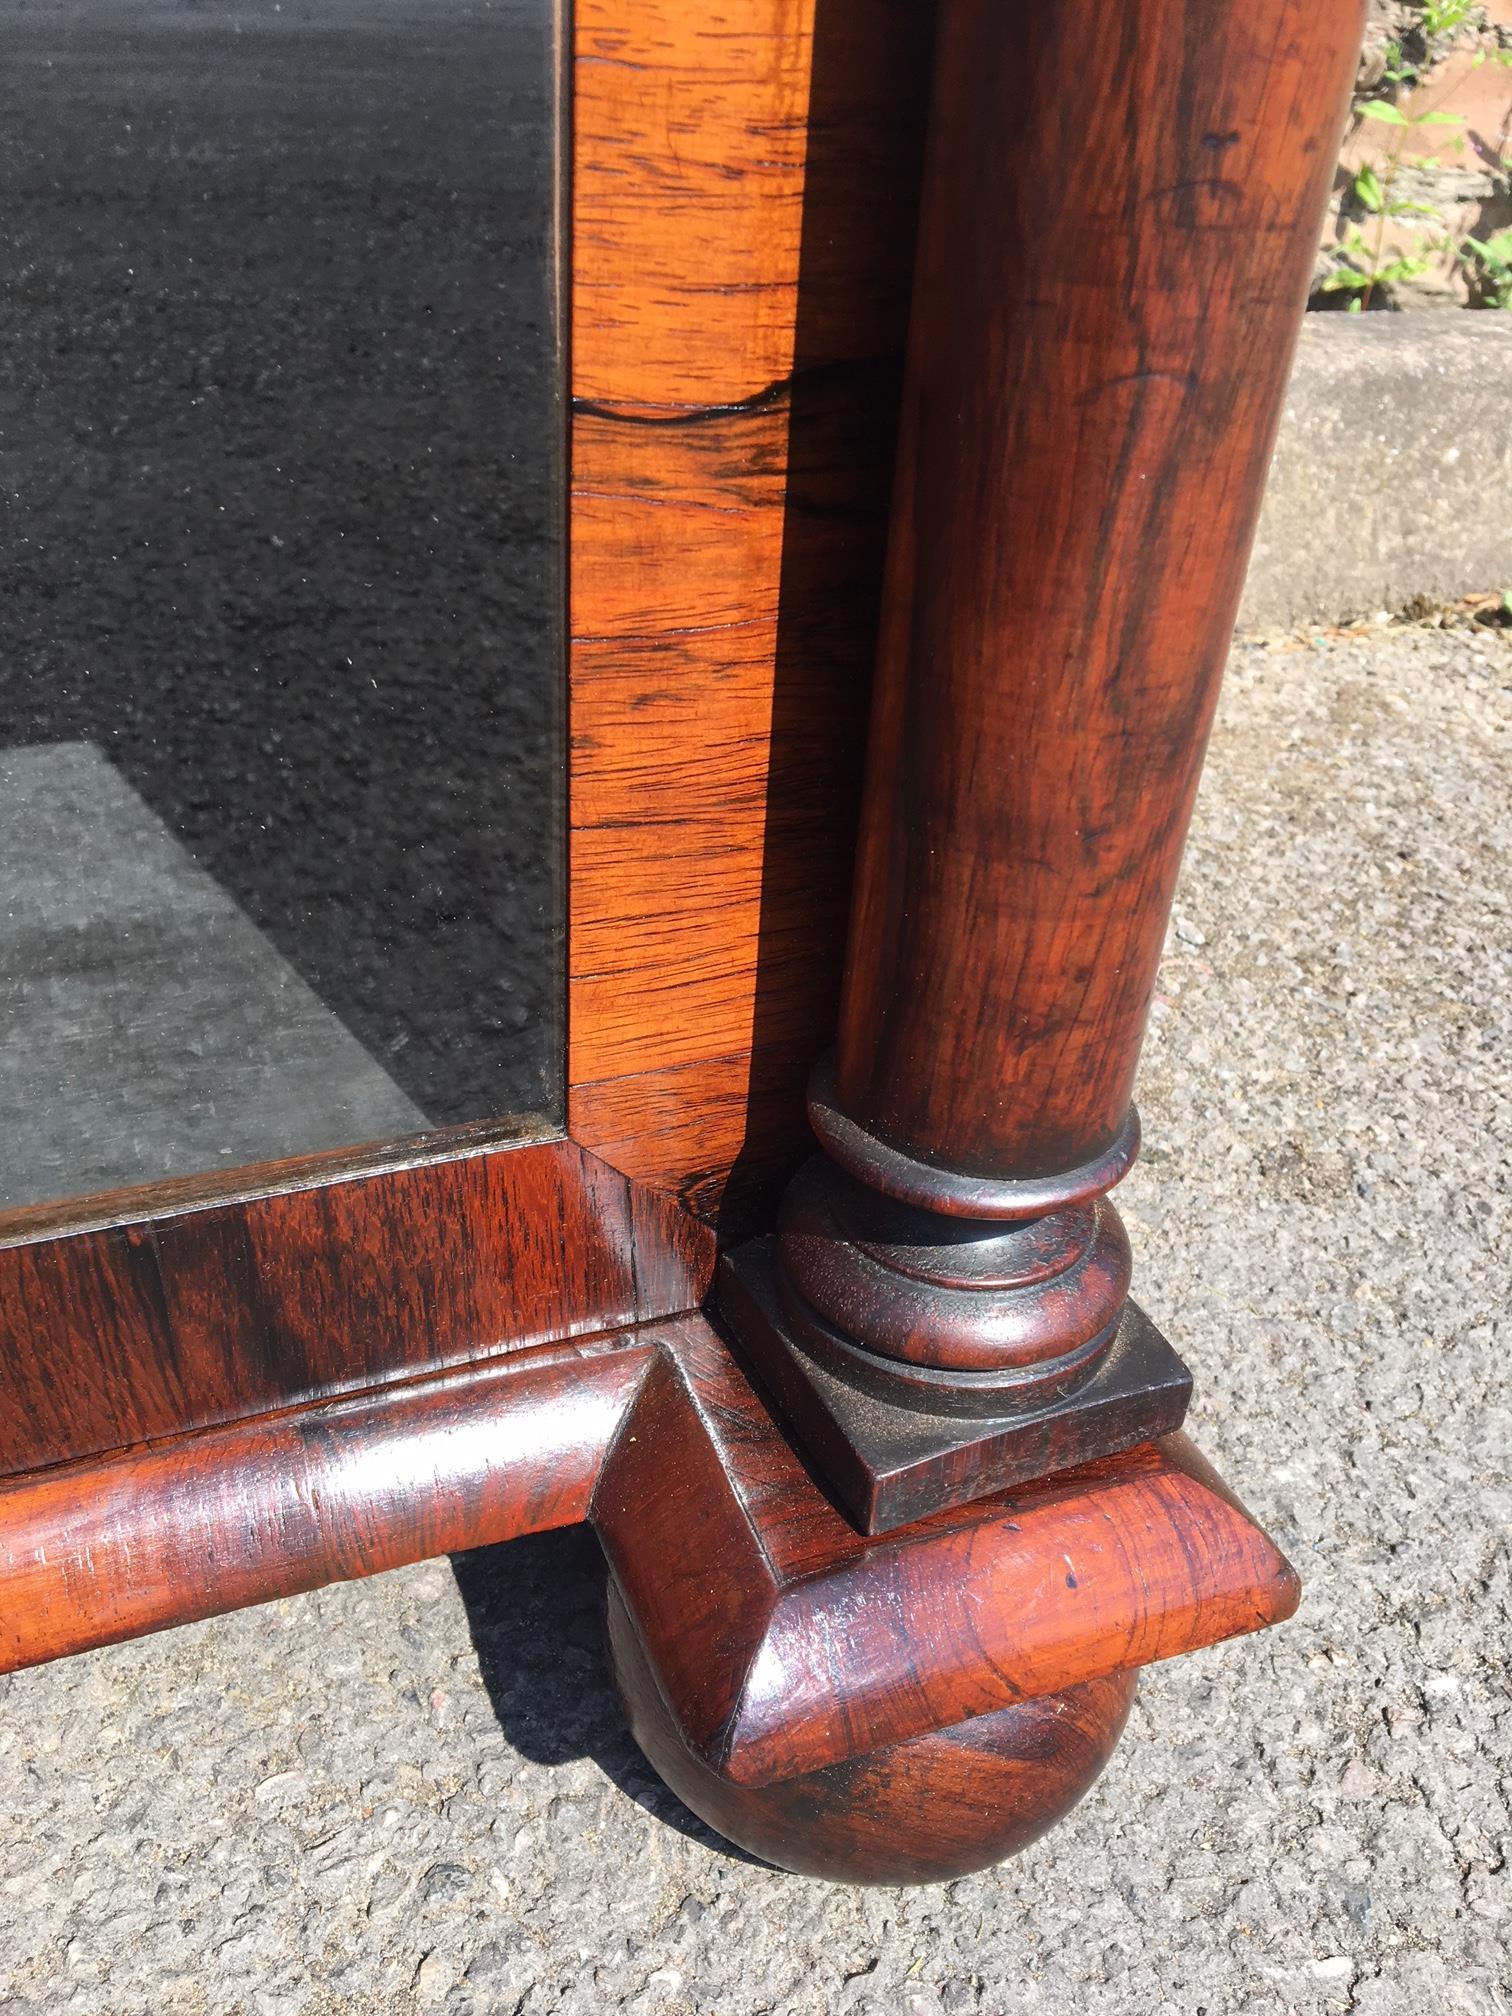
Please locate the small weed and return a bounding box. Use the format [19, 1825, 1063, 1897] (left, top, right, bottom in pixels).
[1319, 96, 1467, 310]
[1319, 2, 1512, 310]
[1461, 225, 1512, 304]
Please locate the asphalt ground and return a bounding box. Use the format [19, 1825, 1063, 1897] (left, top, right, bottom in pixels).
[1, 622, 1507, 2014]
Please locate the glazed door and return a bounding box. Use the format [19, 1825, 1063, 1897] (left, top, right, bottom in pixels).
[1, 0, 566, 1215]
[0, 0, 909, 1495]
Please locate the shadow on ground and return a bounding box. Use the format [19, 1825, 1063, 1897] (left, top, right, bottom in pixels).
[449, 1528, 766, 1867]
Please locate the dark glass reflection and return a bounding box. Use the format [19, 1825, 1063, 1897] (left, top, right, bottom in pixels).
[0, 0, 562, 1209]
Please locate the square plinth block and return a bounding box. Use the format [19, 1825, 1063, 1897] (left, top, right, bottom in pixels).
[719, 1237, 1193, 1534]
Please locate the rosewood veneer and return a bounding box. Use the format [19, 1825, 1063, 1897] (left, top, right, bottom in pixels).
[0, 0, 1362, 1884]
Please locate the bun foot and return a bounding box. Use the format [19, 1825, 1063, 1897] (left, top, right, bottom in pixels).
[607, 1578, 1136, 1884]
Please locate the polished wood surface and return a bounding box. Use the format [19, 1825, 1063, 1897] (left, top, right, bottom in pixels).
[609, 1580, 1136, 1884]
[0, 1335, 652, 1673]
[567, 0, 936, 1221]
[0, 1305, 1298, 1879]
[723, 1246, 1190, 1533]
[0, 1139, 708, 1480]
[0, 2, 1329, 1883]
[0, 1313, 1295, 1760]
[836, 0, 1365, 1183]
[593, 1322, 1298, 1789]
[723, 0, 1363, 1522]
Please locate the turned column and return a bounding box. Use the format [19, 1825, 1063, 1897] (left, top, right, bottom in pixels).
[721, 0, 1365, 1531]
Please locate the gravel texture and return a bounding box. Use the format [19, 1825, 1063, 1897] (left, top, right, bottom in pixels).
[1, 625, 1509, 2013]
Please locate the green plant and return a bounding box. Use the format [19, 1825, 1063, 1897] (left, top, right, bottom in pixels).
[1421, 0, 1482, 39]
[1382, 0, 1499, 88]
[1463, 226, 1512, 304]
[1320, 0, 1512, 310]
[1320, 97, 1465, 310]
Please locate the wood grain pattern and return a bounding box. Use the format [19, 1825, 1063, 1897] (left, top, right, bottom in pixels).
[1, 1307, 1295, 1883]
[567, 0, 937, 1222]
[0, 1139, 709, 1481]
[836, 0, 1366, 1182]
[592, 1320, 1299, 1790]
[0, 1334, 653, 1674]
[718, 0, 1362, 1522]
[3, 1280, 1274, 1790]
[609, 1577, 1136, 1883]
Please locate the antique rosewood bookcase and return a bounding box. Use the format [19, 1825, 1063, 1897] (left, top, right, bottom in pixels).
[0, 0, 1363, 1881]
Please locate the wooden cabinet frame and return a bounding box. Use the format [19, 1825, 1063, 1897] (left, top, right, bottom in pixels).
[0, 0, 1362, 1881]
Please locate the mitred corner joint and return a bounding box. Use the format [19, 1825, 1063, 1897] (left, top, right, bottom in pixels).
[593, 1323, 1299, 1883]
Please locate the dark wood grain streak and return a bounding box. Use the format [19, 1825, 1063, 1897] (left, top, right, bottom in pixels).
[567, 0, 937, 1221]
[0, 1335, 652, 1674]
[0, 1139, 709, 1481]
[836, 0, 1366, 1184]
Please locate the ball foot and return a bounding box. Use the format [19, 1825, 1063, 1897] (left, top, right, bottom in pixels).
[607, 1579, 1136, 1884]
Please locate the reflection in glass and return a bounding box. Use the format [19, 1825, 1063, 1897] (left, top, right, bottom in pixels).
[0, 0, 562, 1211]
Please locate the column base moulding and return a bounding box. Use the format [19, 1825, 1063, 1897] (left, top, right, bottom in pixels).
[721, 1236, 1193, 1535]
[0, 1316, 1298, 1883]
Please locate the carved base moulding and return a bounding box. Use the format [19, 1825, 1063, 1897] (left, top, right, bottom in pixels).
[721, 1236, 1193, 1535]
[0, 1314, 1298, 1883]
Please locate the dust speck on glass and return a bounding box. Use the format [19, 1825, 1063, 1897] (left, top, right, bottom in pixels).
[0, 0, 565, 1214]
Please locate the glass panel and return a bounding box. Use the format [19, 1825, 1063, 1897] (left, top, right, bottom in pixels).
[0, 0, 563, 1213]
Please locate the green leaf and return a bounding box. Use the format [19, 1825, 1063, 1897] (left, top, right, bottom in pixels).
[1354, 165, 1385, 209]
[1347, 296, 1365, 314]
[1465, 229, 1512, 281]
[1320, 268, 1370, 291]
[1414, 111, 1464, 126]
[1500, 591, 1512, 616]
[1359, 100, 1409, 124]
